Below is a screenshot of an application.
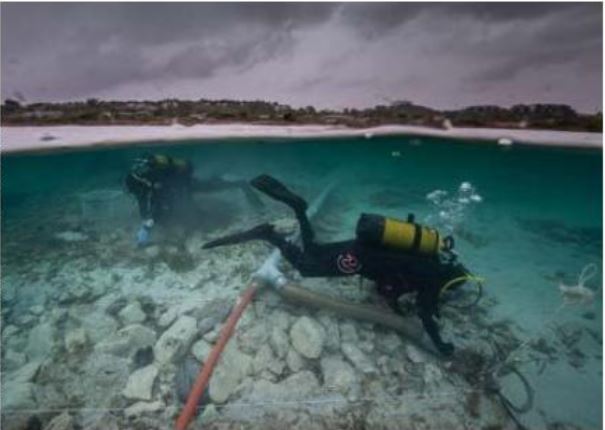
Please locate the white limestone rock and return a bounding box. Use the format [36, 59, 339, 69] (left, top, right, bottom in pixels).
[405, 344, 425, 364]
[95, 324, 156, 358]
[157, 307, 178, 328]
[339, 322, 359, 343]
[208, 342, 252, 403]
[269, 326, 290, 359]
[26, 321, 55, 360]
[122, 365, 158, 401]
[124, 400, 163, 418]
[317, 314, 340, 352]
[376, 332, 404, 354]
[65, 328, 88, 354]
[7, 360, 41, 385]
[119, 301, 146, 324]
[342, 343, 377, 374]
[246, 370, 319, 402]
[4, 349, 27, 371]
[203, 326, 220, 343]
[79, 312, 118, 344]
[2, 382, 35, 410]
[54, 231, 88, 242]
[30, 305, 45, 316]
[290, 316, 325, 359]
[253, 344, 284, 376]
[43, 411, 74, 430]
[237, 321, 269, 355]
[154, 316, 197, 365]
[191, 339, 213, 363]
[321, 356, 359, 397]
[286, 349, 305, 372]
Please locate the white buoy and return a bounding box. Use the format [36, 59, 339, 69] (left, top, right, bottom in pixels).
[498, 137, 513, 146]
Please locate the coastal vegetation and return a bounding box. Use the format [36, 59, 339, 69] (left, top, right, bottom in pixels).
[1, 98, 601, 132]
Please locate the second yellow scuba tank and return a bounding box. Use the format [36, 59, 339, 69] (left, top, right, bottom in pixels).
[356, 213, 448, 257]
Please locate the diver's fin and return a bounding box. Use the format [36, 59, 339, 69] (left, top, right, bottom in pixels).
[250, 175, 307, 213]
[203, 223, 275, 249]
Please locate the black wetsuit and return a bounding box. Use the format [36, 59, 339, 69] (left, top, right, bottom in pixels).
[125, 154, 261, 226]
[204, 175, 469, 356]
[262, 204, 466, 356]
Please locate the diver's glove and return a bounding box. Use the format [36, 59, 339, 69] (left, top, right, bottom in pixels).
[136, 219, 154, 247]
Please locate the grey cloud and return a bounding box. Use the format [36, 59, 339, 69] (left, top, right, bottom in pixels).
[0, 2, 602, 112]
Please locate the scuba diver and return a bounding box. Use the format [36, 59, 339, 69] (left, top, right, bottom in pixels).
[125, 154, 262, 247]
[203, 175, 473, 356]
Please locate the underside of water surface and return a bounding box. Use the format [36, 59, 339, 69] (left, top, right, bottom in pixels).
[1, 135, 602, 430]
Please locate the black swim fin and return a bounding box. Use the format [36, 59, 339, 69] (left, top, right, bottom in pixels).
[250, 175, 307, 213]
[203, 223, 276, 249]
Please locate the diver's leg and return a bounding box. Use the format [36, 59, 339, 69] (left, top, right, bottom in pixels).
[203, 223, 304, 264]
[251, 175, 315, 248]
[416, 287, 453, 356]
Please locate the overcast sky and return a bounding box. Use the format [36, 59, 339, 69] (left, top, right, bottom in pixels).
[1, 2, 602, 112]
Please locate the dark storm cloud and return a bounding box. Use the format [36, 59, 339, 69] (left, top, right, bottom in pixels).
[1, 2, 601, 111]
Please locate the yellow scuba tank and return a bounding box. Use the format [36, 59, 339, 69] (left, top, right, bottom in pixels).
[356, 213, 448, 257]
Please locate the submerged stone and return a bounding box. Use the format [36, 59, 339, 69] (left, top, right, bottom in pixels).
[290, 316, 325, 359]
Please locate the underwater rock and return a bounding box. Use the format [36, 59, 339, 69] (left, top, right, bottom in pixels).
[157, 308, 178, 329]
[269, 327, 290, 359]
[64, 328, 88, 354]
[199, 403, 219, 422]
[122, 365, 158, 401]
[286, 349, 305, 372]
[238, 322, 270, 355]
[208, 342, 252, 403]
[192, 339, 212, 362]
[133, 346, 154, 369]
[246, 370, 320, 403]
[2, 325, 19, 340]
[77, 311, 119, 345]
[321, 356, 359, 397]
[96, 324, 156, 359]
[339, 322, 359, 344]
[42, 412, 73, 430]
[270, 309, 292, 332]
[4, 349, 27, 371]
[423, 363, 444, 388]
[124, 400, 163, 418]
[193, 299, 232, 336]
[81, 413, 119, 430]
[105, 297, 127, 316]
[253, 344, 285, 376]
[2, 381, 36, 411]
[290, 316, 326, 359]
[29, 305, 44, 316]
[317, 314, 340, 353]
[405, 344, 425, 364]
[26, 322, 55, 360]
[144, 245, 161, 259]
[54, 231, 88, 242]
[341, 343, 376, 374]
[375, 332, 404, 354]
[174, 356, 207, 404]
[154, 316, 198, 365]
[118, 301, 147, 325]
[10, 361, 42, 384]
[203, 326, 221, 343]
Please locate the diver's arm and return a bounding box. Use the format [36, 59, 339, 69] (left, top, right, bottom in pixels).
[417, 287, 454, 356]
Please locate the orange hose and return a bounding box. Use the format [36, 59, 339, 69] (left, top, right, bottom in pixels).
[175, 282, 260, 430]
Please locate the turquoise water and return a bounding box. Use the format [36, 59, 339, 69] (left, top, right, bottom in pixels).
[1, 136, 602, 429]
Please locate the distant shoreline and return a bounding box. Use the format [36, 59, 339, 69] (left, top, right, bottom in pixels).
[1, 123, 602, 154]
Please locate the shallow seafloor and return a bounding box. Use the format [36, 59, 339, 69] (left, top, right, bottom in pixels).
[1, 135, 602, 430]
